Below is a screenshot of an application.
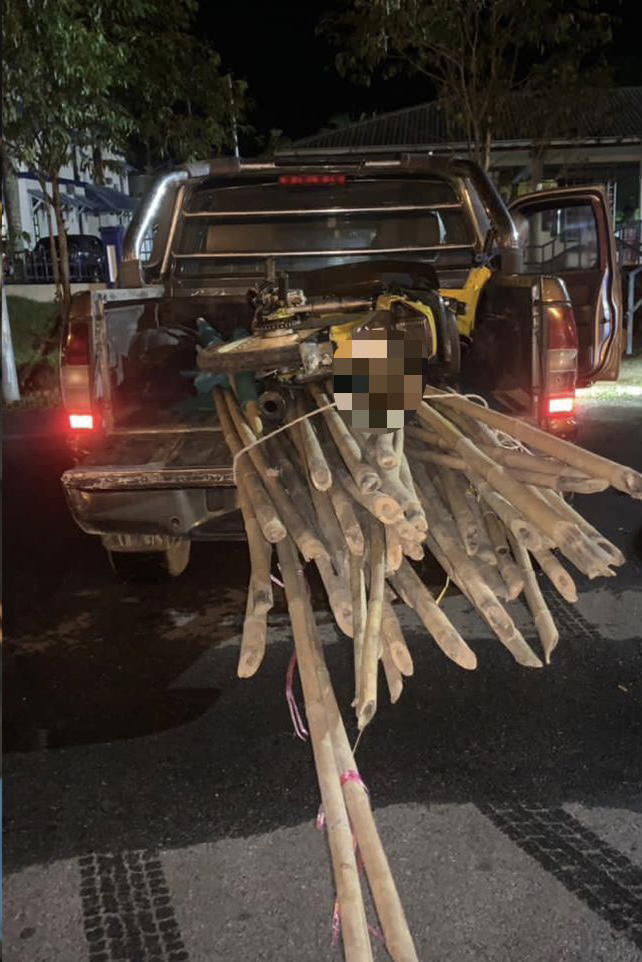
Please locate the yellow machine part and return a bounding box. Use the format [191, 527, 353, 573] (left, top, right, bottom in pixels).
[329, 294, 438, 359]
[440, 266, 492, 338]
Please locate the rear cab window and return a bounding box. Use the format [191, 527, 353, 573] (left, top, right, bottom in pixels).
[173, 177, 476, 281]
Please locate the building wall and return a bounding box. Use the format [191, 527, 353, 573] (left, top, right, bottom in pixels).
[10, 145, 131, 249]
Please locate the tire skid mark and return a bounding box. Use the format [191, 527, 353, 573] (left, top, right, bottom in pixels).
[79, 849, 190, 961]
[479, 799, 642, 949]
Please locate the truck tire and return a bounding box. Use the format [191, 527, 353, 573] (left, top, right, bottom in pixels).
[107, 541, 191, 582]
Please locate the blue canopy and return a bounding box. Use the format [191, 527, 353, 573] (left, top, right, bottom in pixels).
[85, 184, 138, 213]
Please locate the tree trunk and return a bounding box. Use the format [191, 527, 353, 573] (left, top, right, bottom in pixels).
[1, 151, 26, 255]
[51, 173, 71, 312]
[38, 176, 61, 297]
[92, 143, 105, 185]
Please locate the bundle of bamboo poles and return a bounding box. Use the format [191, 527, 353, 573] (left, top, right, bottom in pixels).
[214, 382, 641, 961]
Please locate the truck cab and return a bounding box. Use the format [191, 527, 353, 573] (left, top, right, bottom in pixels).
[59, 154, 622, 579]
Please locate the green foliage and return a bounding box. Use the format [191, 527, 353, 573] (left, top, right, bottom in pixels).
[2, 0, 246, 178]
[110, 0, 247, 169]
[6, 296, 60, 370]
[322, 0, 614, 167]
[3, 0, 131, 177]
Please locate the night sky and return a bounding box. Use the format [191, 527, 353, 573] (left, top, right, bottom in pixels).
[199, 0, 642, 148]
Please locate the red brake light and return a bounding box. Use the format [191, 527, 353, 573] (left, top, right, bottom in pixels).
[69, 413, 94, 430]
[278, 174, 346, 186]
[547, 396, 575, 415]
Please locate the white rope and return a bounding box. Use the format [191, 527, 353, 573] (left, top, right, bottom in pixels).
[231, 387, 533, 484]
[232, 399, 337, 484]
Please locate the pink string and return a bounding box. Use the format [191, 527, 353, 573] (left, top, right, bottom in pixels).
[339, 770, 369, 794]
[285, 652, 308, 741]
[320, 771, 385, 948]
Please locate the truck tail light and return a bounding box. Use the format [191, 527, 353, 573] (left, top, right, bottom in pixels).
[61, 318, 95, 429]
[547, 395, 575, 415]
[541, 302, 578, 433]
[69, 413, 95, 430]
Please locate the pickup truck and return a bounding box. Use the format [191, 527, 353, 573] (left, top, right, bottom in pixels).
[59, 153, 622, 580]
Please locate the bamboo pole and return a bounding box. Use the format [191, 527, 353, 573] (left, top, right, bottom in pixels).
[214, 388, 286, 543]
[275, 539, 373, 961]
[508, 533, 559, 664]
[357, 518, 386, 729]
[436, 467, 479, 556]
[327, 439, 404, 524]
[417, 401, 584, 550]
[295, 394, 333, 491]
[238, 592, 268, 679]
[537, 487, 625, 567]
[385, 524, 404, 573]
[236, 476, 273, 678]
[382, 601, 414, 677]
[308, 383, 381, 494]
[330, 481, 367, 555]
[531, 548, 578, 603]
[426, 388, 642, 499]
[412, 465, 542, 668]
[483, 509, 524, 600]
[223, 390, 328, 562]
[316, 555, 354, 638]
[302, 610, 420, 962]
[289, 419, 348, 574]
[375, 431, 399, 470]
[381, 642, 403, 703]
[390, 561, 478, 670]
[466, 471, 546, 552]
[350, 552, 367, 704]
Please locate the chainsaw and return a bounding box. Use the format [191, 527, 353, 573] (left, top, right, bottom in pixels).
[196, 275, 440, 426]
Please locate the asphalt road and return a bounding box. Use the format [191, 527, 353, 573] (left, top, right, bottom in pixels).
[4, 400, 642, 962]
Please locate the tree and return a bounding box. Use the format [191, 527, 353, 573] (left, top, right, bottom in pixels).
[2, 0, 246, 310]
[321, 0, 613, 169]
[3, 0, 131, 308]
[108, 0, 247, 172]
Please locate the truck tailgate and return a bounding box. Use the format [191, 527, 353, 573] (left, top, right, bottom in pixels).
[62, 428, 234, 491]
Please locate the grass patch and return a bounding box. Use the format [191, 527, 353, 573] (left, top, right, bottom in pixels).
[6, 295, 60, 369]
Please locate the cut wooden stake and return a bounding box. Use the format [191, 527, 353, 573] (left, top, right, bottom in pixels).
[381, 642, 403, 703]
[302, 608, 420, 962]
[382, 601, 414, 677]
[427, 386, 642, 499]
[385, 524, 404, 573]
[309, 383, 381, 494]
[375, 431, 399, 470]
[213, 388, 285, 543]
[275, 538, 373, 962]
[350, 552, 367, 703]
[223, 390, 327, 562]
[391, 561, 478, 670]
[436, 466, 479, 556]
[508, 533, 559, 664]
[295, 394, 333, 491]
[531, 548, 578, 603]
[357, 518, 386, 729]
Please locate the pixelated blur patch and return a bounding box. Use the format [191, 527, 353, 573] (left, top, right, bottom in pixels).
[332, 321, 428, 430]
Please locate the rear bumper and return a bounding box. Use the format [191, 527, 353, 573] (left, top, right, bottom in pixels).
[62, 481, 242, 541]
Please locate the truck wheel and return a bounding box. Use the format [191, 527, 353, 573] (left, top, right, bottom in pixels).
[107, 541, 191, 582]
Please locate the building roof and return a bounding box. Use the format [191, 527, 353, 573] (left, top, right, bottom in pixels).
[291, 87, 642, 153]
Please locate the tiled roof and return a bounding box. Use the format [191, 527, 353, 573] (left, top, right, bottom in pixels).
[291, 87, 642, 152]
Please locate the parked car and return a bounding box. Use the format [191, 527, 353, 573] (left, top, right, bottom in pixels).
[34, 234, 106, 282]
[58, 153, 622, 580]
